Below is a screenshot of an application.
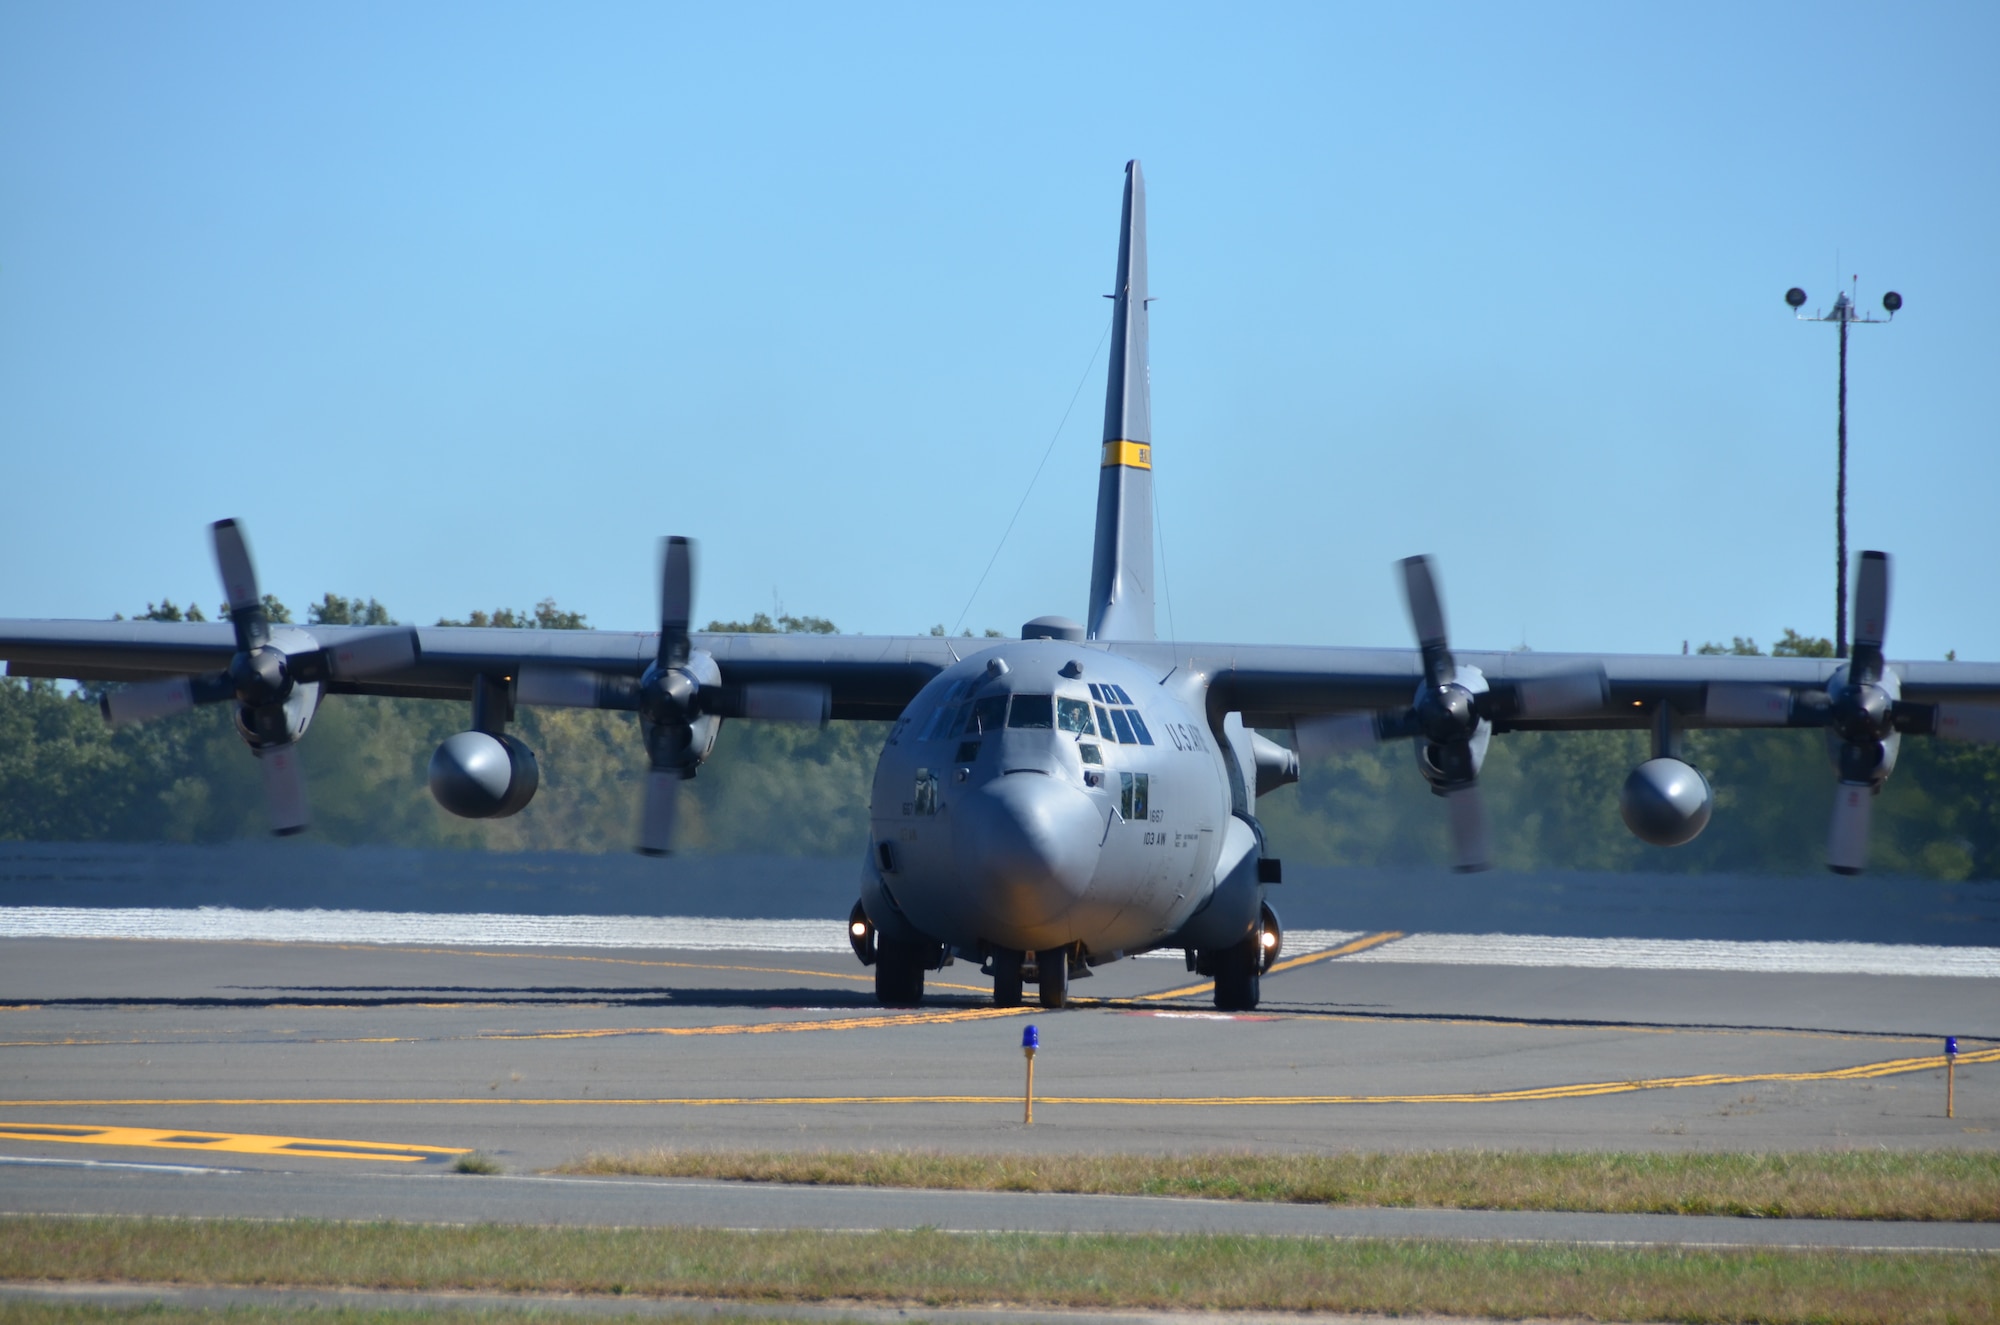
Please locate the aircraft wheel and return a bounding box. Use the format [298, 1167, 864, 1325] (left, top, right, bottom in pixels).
[1212, 938, 1261, 1012]
[1037, 947, 1070, 1009]
[874, 940, 926, 1007]
[991, 950, 1024, 1007]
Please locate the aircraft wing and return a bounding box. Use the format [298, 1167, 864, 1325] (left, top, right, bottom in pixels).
[0, 620, 974, 721]
[1125, 642, 2000, 731]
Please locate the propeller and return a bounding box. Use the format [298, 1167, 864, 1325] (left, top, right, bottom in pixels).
[638, 536, 700, 856]
[513, 536, 831, 857]
[1294, 555, 1608, 873]
[100, 518, 420, 836]
[1826, 551, 1895, 875]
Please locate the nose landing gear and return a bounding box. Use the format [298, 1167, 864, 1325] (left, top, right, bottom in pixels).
[985, 947, 1077, 1008]
[990, 949, 1024, 1007]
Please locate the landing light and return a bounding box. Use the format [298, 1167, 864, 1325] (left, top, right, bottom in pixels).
[1259, 931, 1278, 950]
[850, 921, 870, 938]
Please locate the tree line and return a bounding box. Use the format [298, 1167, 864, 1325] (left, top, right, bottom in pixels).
[2, 601, 1993, 877]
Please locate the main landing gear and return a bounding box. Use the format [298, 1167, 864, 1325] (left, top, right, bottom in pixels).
[1037, 948, 1070, 1009]
[874, 939, 926, 1006]
[1204, 902, 1283, 1013]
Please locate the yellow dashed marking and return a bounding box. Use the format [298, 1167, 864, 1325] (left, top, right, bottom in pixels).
[1141, 931, 1405, 1001]
[0, 1120, 466, 1162]
[483, 1005, 1029, 1042]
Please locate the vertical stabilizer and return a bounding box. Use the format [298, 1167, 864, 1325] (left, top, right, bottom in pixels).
[1087, 160, 1154, 641]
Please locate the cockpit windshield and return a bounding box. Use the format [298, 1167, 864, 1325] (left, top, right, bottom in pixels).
[967, 695, 1008, 735]
[1007, 694, 1054, 729]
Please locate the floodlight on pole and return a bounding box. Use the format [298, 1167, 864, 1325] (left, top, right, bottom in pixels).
[1786, 279, 1902, 658]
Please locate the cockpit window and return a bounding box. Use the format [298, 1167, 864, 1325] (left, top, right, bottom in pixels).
[1124, 709, 1155, 745]
[967, 695, 1008, 735]
[1057, 698, 1094, 734]
[1108, 708, 1136, 744]
[1095, 705, 1117, 742]
[1007, 694, 1054, 729]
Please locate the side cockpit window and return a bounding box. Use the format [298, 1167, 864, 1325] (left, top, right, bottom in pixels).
[1057, 698, 1094, 734]
[1119, 771, 1150, 820]
[1084, 683, 1153, 745]
[1108, 708, 1136, 743]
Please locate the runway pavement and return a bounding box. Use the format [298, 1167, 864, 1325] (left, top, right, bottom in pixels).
[0, 917, 1995, 1242]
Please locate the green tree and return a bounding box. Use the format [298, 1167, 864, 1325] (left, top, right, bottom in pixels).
[307, 594, 396, 626]
[706, 612, 837, 634]
[436, 599, 587, 630]
[1773, 629, 1835, 658]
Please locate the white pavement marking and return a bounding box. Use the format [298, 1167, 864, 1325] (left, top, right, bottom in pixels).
[0, 908, 1994, 978]
[1345, 932, 2000, 979]
[0, 907, 846, 952]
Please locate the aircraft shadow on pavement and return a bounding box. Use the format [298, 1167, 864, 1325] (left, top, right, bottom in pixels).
[9, 985, 933, 1011]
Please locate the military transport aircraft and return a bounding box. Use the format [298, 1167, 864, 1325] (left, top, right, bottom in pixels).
[6, 161, 2000, 1012]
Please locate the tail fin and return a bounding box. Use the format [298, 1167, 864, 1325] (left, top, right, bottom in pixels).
[1087, 160, 1154, 642]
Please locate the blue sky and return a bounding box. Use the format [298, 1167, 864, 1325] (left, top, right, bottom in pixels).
[4, 3, 1996, 662]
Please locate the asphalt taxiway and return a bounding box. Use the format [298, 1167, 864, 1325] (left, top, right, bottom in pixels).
[0, 924, 1995, 1239]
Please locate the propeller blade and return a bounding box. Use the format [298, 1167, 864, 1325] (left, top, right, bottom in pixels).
[1705, 683, 1795, 725]
[210, 518, 274, 657]
[256, 742, 310, 836]
[1510, 667, 1608, 719]
[1852, 551, 1889, 653]
[210, 519, 261, 615]
[1445, 783, 1490, 873]
[1399, 555, 1455, 687]
[1850, 550, 1889, 682]
[325, 628, 419, 680]
[739, 683, 831, 723]
[1936, 704, 2000, 744]
[1293, 712, 1383, 760]
[637, 766, 681, 856]
[1827, 781, 1873, 875]
[102, 677, 196, 726]
[1400, 555, 1447, 648]
[658, 536, 694, 668]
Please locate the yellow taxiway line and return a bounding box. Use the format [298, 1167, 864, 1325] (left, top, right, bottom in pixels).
[1139, 931, 1405, 1001]
[7, 1044, 1988, 1112]
[481, 1005, 1030, 1041]
[0, 1120, 465, 1162]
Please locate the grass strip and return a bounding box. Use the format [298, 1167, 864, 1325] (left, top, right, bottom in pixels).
[2, 1216, 1996, 1324]
[1, 1309, 803, 1325]
[558, 1147, 2000, 1222]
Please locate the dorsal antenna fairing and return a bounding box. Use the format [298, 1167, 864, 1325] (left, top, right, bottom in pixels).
[1087, 160, 1154, 642]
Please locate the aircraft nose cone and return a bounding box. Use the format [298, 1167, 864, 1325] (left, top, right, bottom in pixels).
[954, 773, 1103, 942]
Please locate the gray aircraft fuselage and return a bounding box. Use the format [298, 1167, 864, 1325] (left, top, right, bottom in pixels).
[864, 642, 1240, 963]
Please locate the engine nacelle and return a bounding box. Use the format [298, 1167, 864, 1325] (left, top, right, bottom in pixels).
[429, 731, 540, 819]
[1619, 757, 1712, 846]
